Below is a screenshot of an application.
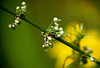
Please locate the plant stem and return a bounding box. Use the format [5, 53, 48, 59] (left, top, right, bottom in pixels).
[0, 5, 100, 66]
[48, 21, 53, 29]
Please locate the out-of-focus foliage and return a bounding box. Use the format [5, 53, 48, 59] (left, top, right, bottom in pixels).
[49, 22, 100, 68]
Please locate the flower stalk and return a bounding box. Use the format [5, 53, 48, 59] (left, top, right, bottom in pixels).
[0, 5, 100, 66]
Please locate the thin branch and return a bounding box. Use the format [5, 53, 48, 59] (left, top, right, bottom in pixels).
[0, 5, 100, 66]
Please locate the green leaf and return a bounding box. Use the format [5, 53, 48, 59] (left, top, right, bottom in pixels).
[85, 35, 91, 37]
[45, 49, 48, 52]
[63, 33, 67, 36]
[50, 45, 53, 48]
[83, 27, 86, 32]
[57, 19, 61, 23]
[52, 38, 55, 41]
[80, 23, 83, 32]
[72, 25, 76, 31]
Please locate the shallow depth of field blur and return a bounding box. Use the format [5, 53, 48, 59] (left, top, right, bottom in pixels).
[0, 0, 100, 68]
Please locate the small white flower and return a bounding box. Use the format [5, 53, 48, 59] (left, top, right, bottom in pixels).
[87, 48, 91, 52]
[59, 27, 63, 30]
[51, 26, 53, 28]
[14, 23, 17, 25]
[46, 44, 49, 46]
[16, 6, 20, 10]
[22, 2, 26, 5]
[21, 6, 25, 9]
[16, 17, 20, 20]
[57, 34, 61, 37]
[12, 24, 15, 27]
[42, 45, 45, 48]
[46, 41, 48, 44]
[54, 26, 58, 30]
[90, 56, 94, 62]
[41, 32, 44, 35]
[24, 5, 26, 8]
[60, 31, 64, 34]
[15, 20, 19, 24]
[8, 24, 12, 28]
[54, 22, 59, 26]
[49, 43, 52, 45]
[44, 38, 45, 40]
[53, 17, 58, 21]
[48, 36, 52, 40]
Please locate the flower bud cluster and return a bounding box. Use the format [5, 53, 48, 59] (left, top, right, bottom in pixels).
[83, 46, 92, 54]
[49, 17, 66, 38]
[41, 33, 54, 52]
[81, 46, 93, 64]
[41, 17, 67, 52]
[8, 2, 26, 30]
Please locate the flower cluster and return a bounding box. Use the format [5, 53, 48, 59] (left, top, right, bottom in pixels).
[81, 46, 93, 64]
[41, 17, 67, 52]
[83, 46, 95, 62]
[8, 2, 26, 30]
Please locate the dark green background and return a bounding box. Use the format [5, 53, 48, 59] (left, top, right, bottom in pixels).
[0, 0, 100, 68]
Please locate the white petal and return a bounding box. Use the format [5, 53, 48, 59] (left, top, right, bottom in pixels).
[60, 31, 64, 34]
[16, 6, 20, 9]
[22, 2, 26, 5]
[90, 57, 94, 62]
[15, 20, 19, 24]
[54, 22, 59, 26]
[53, 17, 58, 21]
[8, 24, 12, 28]
[48, 37, 52, 40]
[42, 45, 45, 47]
[59, 27, 63, 30]
[57, 34, 61, 37]
[12, 25, 15, 27]
[54, 26, 58, 30]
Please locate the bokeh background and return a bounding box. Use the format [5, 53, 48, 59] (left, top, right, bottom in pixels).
[0, 0, 100, 68]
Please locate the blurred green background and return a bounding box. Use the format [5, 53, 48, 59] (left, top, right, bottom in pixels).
[0, 0, 100, 68]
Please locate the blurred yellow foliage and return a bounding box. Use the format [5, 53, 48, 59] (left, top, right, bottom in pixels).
[48, 22, 100, 68]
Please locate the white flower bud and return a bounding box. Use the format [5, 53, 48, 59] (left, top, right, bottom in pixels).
[44, 35, 46, 37]
[46, 44, 49, 46]
[54, 22, 59, 26]
[87, 48, 91, 52]
[16, 6, 20, 10]
[21, 6, 25, 9]
[8, 24, 12, 28]
[54, 26, 58, 30]
[16, 17, 20, 20]
[49, 43, 52, 45]
[59, 27, 63, 30]
[15, 20, 19, 24]
[12, 24, 15, 27]
[14, 23, 17, 25]
[51, 26, 53, 28]
[53, 17, 58, 21]
[42, 45, 45, 48]
[90, 56, 94, 62]
[48, 36, 52, 40]
[22, 2, 26, 5]
[57, 34, 61, 37]
[60, 31, 64, 34]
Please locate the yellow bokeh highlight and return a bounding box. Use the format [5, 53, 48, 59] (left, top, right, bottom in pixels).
[48, 22, 100, 68]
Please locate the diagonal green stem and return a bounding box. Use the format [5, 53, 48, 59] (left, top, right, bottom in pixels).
[0, 5, 100, 66]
